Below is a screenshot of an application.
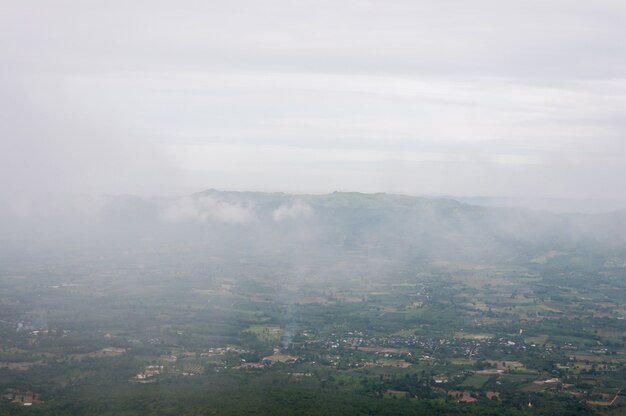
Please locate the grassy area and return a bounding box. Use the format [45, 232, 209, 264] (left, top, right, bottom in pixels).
[393, 328, 421, 337]
[383, 390, 410, 399]
[245, 325, 283, 342]
[449, 358, 476, 366]
[460, 374, 491, 389]
[500, 373, 537, 385]
[525, 335, 548, 344]
[454, 332, 493, 340]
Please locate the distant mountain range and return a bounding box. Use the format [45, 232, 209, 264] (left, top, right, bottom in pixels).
[446, 196, 626, 214]
[1, 190, 625, 263]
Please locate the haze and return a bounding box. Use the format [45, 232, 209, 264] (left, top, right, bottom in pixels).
[4, 4, 626, 414]
[2, 1, 626, 208]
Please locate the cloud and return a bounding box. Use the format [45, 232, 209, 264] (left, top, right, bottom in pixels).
[273, 200, 314, 222]
[2, 1, 626, 199]
[160, 196, 254, 224]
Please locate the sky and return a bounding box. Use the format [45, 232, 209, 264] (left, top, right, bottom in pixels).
[1, 0, 626, 202]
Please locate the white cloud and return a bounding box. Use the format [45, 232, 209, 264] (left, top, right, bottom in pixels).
[273, 200, 313, 222]
[160, 196, 254, 224]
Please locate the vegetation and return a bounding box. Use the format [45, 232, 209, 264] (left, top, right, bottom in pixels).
[1, 191, 626, 414]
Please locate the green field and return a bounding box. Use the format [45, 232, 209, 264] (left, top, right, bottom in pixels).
[460, 374, 492, 389]
[245, 325, 283, 342]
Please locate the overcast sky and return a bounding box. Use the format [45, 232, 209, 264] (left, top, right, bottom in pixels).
[2, 1, 626, 201]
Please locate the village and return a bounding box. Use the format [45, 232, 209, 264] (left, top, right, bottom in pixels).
[2, 247, 626, 414]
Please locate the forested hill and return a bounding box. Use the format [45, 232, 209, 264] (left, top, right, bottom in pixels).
[1, 190, 625, 262]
